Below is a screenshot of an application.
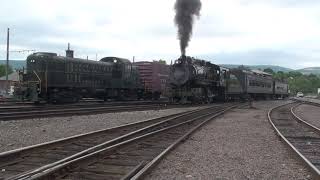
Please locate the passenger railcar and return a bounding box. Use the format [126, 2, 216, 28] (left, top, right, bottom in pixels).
[273, 79, 289, 98]
[226, 69, 274, 100]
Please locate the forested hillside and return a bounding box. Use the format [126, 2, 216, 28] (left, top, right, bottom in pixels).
[0, 60, 25, 70]
[264, 68, 320, 95]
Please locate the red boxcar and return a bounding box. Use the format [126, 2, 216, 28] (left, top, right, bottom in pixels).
[134, 61, 169, 99]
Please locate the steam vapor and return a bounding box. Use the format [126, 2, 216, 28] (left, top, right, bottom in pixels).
[174, 0, 202, 56]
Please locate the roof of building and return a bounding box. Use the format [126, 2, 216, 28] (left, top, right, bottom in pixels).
[0, 71, 19, 81]
[251, 69, 272, 76]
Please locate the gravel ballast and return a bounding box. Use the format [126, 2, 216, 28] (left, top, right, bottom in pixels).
[295, 103, 320, 129]
[0, 106, 202, 153]
[144, 101, 314, 179]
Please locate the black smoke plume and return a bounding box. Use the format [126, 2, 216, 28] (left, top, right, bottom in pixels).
[174, 0, 202, 56]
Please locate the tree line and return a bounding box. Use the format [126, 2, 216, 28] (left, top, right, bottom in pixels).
[264, 68, 320, 95]
[0, 64, 13, 78]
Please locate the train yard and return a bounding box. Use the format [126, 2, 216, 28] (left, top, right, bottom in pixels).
[0, 100, 319, 179]
[0, 104, 236, 179]
[0, 47, 297, 179]
[2, 0, 319, 179]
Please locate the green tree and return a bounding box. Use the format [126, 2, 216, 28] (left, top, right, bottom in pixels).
[0, 64, 13, 78]
[273, 71, 287, 81]
[158, 59, 167, 65]
[273, 71, 320, 95]
[263, 68, 274, 74]
[288, 71, 303, 78]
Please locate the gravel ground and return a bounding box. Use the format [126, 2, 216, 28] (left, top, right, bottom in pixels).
[295, 97, 320, 104]
[295, 104, 320, 129]
[0, 106, 202, 153]
[145, 101, 315, 180]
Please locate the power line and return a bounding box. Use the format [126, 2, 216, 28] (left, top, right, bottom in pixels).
[10, 49, 36, 53]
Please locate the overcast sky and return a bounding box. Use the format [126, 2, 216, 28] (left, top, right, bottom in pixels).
[1, 0, 320, 69]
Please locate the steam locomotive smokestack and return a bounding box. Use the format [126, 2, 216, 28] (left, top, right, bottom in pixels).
[174, 0, 202, 56]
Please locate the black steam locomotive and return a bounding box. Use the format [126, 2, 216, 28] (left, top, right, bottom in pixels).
[169, 56, 289, 103]
[15, 52, 145, 103]
[170, 56, 227, 103]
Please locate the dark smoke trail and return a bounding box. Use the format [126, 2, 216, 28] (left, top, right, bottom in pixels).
[174, 0, 202, 56]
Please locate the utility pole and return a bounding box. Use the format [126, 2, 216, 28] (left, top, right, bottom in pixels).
[131, 56, 135, 75]
[6, 28, 9, 94]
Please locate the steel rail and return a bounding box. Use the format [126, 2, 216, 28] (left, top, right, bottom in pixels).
[0, 100, 171, 111]
[130, 105, 235, 180]
[0, 104, 178, 121]
[0, 109, 199, 159]
[30, 117, 210, 180]
[293, 98, 320, 108]
[0, 104, 160, 114]
[30, 105, 236, 180]
[13, 108, 216, 179]
[8, 104, 237, 180]
[0, 106, 214, 179]
[291, 103, 320, 133]
[0, 100, 168, 107]
[0, 102, 178, 118]
[268, 102, 320, 177]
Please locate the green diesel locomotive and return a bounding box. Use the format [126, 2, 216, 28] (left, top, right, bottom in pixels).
[15, 52, 144, 103]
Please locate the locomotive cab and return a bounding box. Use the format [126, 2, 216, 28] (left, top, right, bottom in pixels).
[17, 52, 57, 103]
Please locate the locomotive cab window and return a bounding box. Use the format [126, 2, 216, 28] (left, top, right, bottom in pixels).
[223, 70, 227, 78]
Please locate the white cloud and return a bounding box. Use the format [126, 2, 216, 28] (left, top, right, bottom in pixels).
[1, 0, 320, 69]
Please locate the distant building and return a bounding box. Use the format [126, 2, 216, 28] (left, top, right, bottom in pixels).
[134, 61, 170, 95]
[0, 72, 19, 96]
[251, 69, 272, 76]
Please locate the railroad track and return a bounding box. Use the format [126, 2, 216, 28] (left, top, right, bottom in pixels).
[0, 101, 168, 112]
[268, 102, 320, 177]
[293, 98, 320, 108]
[0, 103, 183, 121]
[0, 103, 238, 180]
